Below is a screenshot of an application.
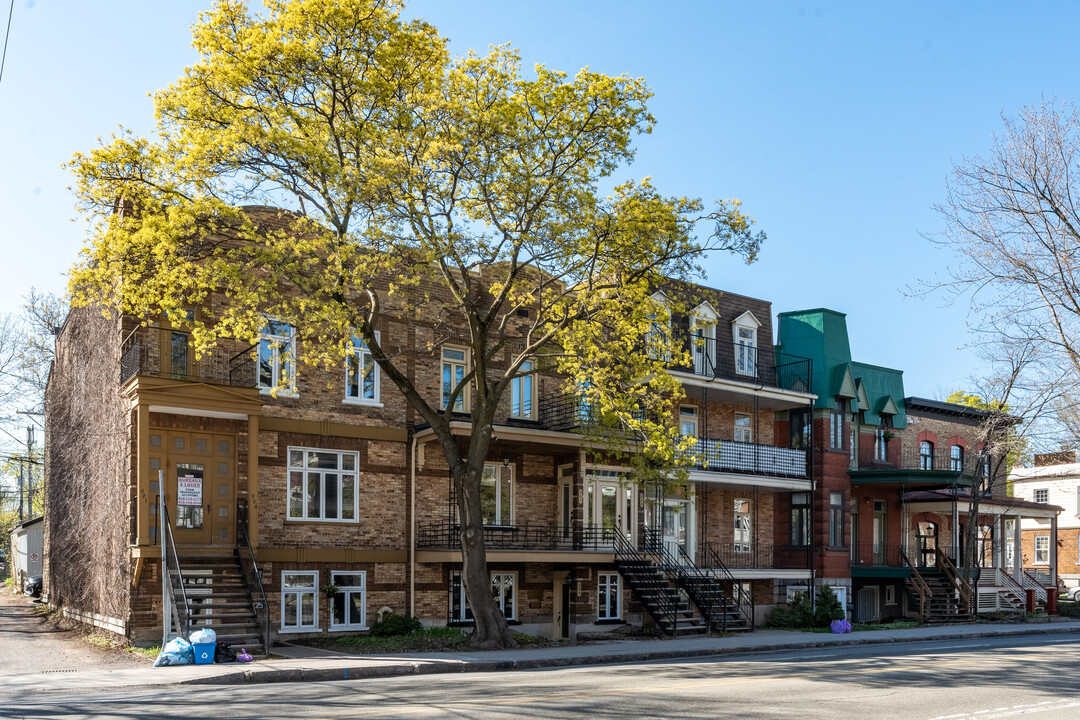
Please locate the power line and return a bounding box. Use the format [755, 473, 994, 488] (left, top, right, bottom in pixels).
[0, 0, 12, 88]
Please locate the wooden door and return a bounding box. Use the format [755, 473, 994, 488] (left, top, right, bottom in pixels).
[151, 429, 237, 547]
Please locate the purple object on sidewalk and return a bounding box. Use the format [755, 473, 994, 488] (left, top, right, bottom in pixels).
[831, 619, 852, 634]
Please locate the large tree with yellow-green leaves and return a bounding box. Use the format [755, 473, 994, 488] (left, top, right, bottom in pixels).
[68, 0, 763, 648]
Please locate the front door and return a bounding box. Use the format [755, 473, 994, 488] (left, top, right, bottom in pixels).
[153, 429, 237, 547]
[598, 481, 631, 540]
[917, 521, 938, 568]
[662, 501, 690, 561]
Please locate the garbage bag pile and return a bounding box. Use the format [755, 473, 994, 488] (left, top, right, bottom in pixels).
[153, 627, 247, 667]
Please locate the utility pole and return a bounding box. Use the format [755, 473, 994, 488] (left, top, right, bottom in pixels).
[17, 460, 24, 523]
[26, 426, 34, 517]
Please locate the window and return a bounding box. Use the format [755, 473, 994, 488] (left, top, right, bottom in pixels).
[789, 409, 810, 450]
[920, 441, 934, 470]
[450, 572, 516, 622]
[950, 445, 964, 472]
[1034, 488, 1049, 504]
[287, 448, 359, 522]
[1034, 535, 1050, 564]
[735, 325, 757, 376]
[849, 426, 857, 469]
[874, 427, 888, 462]
[441, 346, 468, 412]
[598, 573, 621, 620]
[645, 293, 671, 362]
[481, 463, 512, 526]
[259, 319, 296, 394]
[734, 412, 752, 443]
[829, 492, 844, 548]
[511, 360, 536, 419]
[734, 499, 751, 553]
[680, 405, 698, 437]
[885, 585, 896, 605]
[281, 571, 318, 631]
[329, 571, 366, 631]
[345, 332, 380, 404]
[791, 492, 810, 547]
[830, 400, 845, 450]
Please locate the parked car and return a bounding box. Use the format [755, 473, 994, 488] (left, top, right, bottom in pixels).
[1069, 586, 1080, 602]
[24, 575, 42, 598]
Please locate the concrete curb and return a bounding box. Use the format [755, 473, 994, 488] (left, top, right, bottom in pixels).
[178, 624, 1080, 686]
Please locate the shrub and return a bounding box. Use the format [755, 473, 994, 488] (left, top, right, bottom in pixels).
[814, 585, 846, 626]
[767, 586, 846, 629]
[370, 611, 423, 637]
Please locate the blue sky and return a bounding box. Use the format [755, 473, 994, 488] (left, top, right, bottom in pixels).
[2, 1, 1079, 397]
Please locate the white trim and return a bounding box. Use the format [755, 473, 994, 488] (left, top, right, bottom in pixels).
[598, 572, 621, 620]
[510, 359, 537, 420]
[286, 446, 361, 523]
[688, 470, 812, 492]
[329, 570, 368, 632]
[280, 570, 319, 632]
[258, 319, 297, 395]
[441, 345, 470, 412]
[345, 330, 381, 405]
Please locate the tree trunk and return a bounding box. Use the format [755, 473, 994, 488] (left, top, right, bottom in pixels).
[455, 463, 516, 649]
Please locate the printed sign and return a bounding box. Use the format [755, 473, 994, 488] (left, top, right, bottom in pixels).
[30, 553, 39, 562]
[177, 475, 203, 506]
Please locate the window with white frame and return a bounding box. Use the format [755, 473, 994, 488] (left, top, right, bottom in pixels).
[329, 571, 366, 631]
[830, 400, 845, 450]
[734, 412, 752, 443]
[645, 293, 671, 361]
[1034, 488, 1049, 504]
[345, 331, 380, 404]
[480, 463, 512, 526]
[281, 571, 318, 631]
[734, 498, 751, 553]
[874, 427, 888, 462]
[920, 441, 935, 470]
[441, 346, 468, 412]
[735, 325, 757, 376]
[450, 571, 516, 622]
[598, 573, 621, 620]
[259, 319, 296, 394]
[287, 448, 359, 522]
[829, 492, 844, 548]
[950, 445, 964, 472]
[680, 405, 698, 437]
[510, 360, 536, 419]
[1034, 535, 1050, 564]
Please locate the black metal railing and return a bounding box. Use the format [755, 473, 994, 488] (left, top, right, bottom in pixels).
[158, 496, 192, 642]
[698, 539, 755, 629]
[120, 326, 256, 388]
[235, 499, 270, 655]
[683, 438, 807, 479]
[670, 334, 812, 393]
[857, 444, 986, 478]
[704, 541, 781, 570]
[850, 543, 903, 568]
[611, 528, 680, 636]
[416, 522, 622, 552]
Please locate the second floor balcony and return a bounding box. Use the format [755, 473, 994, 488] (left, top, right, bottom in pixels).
[120, 326, 257, 389]
[851, 444, 985, 487]
[669, 335, 812, 394]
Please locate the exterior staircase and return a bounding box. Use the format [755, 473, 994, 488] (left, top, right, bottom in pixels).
[178, 555, 266, 655]
[915, 572, 975, 624]
[614, 555, 709, 636]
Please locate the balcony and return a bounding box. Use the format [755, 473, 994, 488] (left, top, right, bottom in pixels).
[850, 444, 984, 487]
[416, 522, 618, 552]
[120, 326, 256, 388]
[686, 438, 807, 479]
[670, 335, 811, 394]
[702, 542, 811, 571]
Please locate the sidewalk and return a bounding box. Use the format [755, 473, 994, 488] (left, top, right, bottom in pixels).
[4, 619, 1079, 694]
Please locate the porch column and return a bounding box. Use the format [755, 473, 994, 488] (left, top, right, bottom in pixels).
[997, 514, 1007, 569]
[1012, 515, 1022, 580]
[135, 402, 151, 545]
[1050, 514, 1058, 587]
[247, 413, 260, 547]
[951, 498, 960, 560]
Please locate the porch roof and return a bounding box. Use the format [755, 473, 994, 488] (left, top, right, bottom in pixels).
[903, 489, 1063, 518]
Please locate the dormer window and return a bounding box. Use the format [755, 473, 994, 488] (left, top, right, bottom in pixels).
[731, 311, 762, 378]
[689, 302, 719, 376]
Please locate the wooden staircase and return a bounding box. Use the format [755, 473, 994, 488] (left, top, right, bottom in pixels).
[178, 555, 266, 655]
[915, 572, 974, 624]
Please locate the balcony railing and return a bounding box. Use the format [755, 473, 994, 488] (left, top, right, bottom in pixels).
[856, 444, 986, 477]
[701, 541, 812, 570]
[685, 438, 807, 479]
[416, 522, 621, 551]
[850, 543, 903, 568]
[670, 334, 811, 393]
[120, 326, 256, 388]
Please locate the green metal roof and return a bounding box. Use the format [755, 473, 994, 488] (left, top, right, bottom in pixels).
[776, 309, 907, 426]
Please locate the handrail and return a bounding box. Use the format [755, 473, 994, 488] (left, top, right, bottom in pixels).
[609, 529, 680, 636]
[1020, 570, 1048, 604]
[159, 496, 192, 641]
[236, 499, 271, 654]
[699, 540, 755, 630]
[994, 567, 1029, 607]
[900, 547, 931, 622]
[937, 548, 973, 613]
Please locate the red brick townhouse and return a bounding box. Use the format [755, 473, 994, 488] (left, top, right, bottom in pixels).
[44, 209, 819, 650]
[774, 309, 1062, 623]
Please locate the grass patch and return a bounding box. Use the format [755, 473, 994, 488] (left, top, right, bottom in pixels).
[31, 602, 54, 616]
[125, 644, 161, 660]
[306, 627, 471, 654]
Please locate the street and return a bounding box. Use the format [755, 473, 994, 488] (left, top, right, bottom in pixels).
[5, 633, 1079, 719]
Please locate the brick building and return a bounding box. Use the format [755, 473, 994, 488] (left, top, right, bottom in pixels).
[43, 211, 820, 649]
[1011, 453, 1080, 597]
[775, 309, 1062, 622]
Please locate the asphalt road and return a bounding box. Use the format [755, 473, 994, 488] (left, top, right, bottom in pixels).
[7, 633, 1080, 719]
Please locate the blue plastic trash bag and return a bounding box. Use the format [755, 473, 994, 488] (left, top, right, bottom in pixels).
[153, 637, 195, 667]
[190, 627, 217, 644]
[830, 619, 852, 634]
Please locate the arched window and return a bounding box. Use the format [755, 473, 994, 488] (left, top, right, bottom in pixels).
[950, 445, 964, 472]
[920, 441, 934, 470]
